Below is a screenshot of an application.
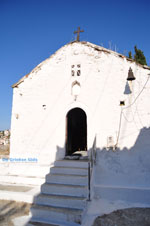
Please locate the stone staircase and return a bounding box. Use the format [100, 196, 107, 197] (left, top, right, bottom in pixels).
[29, 159, 88, 226]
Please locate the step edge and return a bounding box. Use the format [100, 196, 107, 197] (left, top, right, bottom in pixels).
[41, 191, 87, 198]
[51, 166, 88, 170]
[48, 173, 88, 177]
[31, 204, 83, 213]
[30, 217, 81, 226]
[34, 202, 85, 211]
[43, 183, 88, 188]
[36, 193, 87, 200]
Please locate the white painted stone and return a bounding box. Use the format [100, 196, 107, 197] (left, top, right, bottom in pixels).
[29, 217, 81, 226]
[10, 42, 150, 165]
[34, 194, 86, 209]
[3, 42, 150, 223]
[54, 160, 88, 168]
[41, 183, 87, 197]
[30, 205, 82, 224]
[46, 174, 88, 186]
[50, 166, 88, 176]
[91, 129, 150, 204]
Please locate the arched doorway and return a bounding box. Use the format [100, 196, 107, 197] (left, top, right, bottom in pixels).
[66, 108, 87, 156]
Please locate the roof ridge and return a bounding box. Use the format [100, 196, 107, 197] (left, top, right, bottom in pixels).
[12, 41, 150, 88]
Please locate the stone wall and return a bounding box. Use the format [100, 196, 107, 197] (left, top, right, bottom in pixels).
[92, 127, 150, 204]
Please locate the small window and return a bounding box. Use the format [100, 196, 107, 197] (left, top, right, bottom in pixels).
[77, 70, 81, 76]
[71, 70, 75, 76]
[120, 101, 125, 106]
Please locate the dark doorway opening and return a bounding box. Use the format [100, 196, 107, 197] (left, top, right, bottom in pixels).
[66, 108, 87, 156]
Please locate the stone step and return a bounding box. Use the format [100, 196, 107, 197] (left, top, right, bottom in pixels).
[30, 204, 82, 225]
[0, 175, 45, 186]
[28, 222, 58, 226]
[34, 193, 86, 209]
[50, 166, 88, 176]
[46, 173, 88, 186]
[54, 160, 88, 168]
[29, 160, 88, 225]
[41, 183, 88, 198]
[29, 217, 80, 226]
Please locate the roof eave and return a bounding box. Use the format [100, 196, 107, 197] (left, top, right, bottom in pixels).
[12, 74, 29, 88]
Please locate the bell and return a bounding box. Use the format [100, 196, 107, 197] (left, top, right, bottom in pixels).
[127, 67, 136, 81]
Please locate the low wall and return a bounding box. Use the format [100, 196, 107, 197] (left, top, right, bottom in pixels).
[92, 127, 150, 205]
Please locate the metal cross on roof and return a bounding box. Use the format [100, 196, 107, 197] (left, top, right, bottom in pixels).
[74, 27, 84, 42]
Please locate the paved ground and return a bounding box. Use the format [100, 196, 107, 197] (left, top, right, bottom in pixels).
[92, 208, 150, 226]
[0, 200, 31, 226]
[0, 184, 31, 192]
[0, 200, 150, 226]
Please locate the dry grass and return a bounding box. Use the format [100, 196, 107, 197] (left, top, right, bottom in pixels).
[0, 200, 31, 226]
[0, 145, 10, 158]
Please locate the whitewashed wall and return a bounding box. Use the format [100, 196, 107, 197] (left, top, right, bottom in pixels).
[92, 126, 150, 204]
[10, 42, 150, 168]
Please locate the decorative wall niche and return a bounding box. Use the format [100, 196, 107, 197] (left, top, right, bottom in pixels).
[71, 81, 81, 100]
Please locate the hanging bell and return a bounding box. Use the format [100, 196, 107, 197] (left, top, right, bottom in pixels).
[127, 67, 136, 81]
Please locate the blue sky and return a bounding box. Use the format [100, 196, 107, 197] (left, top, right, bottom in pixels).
[0, 0, 150, 130]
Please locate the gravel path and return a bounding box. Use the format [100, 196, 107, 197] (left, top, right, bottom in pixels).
[92, 208, 150, 226]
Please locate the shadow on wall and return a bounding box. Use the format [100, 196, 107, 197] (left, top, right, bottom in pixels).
[26, 146, 65, 226]
[55, 145, 66, 160]
[124, 81, 132, 94]
[93, 127, 150, 204]
[26, 127, 150, 224]
[95, 127, 150, 186]
[26, 144, 86, 225]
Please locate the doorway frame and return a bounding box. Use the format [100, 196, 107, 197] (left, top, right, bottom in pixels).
[65, 107, 87, 156]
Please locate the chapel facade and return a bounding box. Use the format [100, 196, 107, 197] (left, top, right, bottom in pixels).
[10, 41, 150, 165]
[7, 41, 150, 225]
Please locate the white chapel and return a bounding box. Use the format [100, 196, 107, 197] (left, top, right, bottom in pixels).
[2, 35, 150, 225]
[10, 40, 150, 162]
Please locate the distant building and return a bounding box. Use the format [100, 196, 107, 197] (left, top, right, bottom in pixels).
[0, 130, 10, 145]
[4, 130, 10, 137]
[0, 131, 4, 137]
